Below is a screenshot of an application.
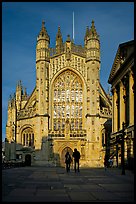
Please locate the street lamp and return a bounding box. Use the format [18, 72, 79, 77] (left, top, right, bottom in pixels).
[12, 122, 17, 161]
[121, 122, 126, 175]
[13, 122, 17, 142]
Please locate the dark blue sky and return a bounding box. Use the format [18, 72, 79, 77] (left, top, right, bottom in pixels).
[2, 2, 134, 141]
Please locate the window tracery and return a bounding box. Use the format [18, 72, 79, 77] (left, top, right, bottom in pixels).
[53, 70, 83, 131]
[22, 128, 34, 147]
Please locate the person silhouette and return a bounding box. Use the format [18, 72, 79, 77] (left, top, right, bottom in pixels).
[72, 148, 80, 172]
[65, 150, 72, 172]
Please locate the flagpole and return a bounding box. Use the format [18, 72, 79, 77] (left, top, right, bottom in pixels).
[73, 11, 74, 42]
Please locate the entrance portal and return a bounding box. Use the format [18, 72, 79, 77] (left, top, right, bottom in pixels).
[25, 154, 31, 166]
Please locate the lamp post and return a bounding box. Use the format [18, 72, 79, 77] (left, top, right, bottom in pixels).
[13, 122, 16, 143]
[12, 122, 17, 161]
[121, 122, 126, 175]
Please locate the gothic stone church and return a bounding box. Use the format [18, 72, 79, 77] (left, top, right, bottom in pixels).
[6, 21, 112, 167]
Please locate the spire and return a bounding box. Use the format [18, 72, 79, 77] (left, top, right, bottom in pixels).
[84, 26, 89, 41]
[24, 87, 27, 96]
[90, 20, 99, 38]
[86, 26, 90, 37]
[38, 20, 50, 41]
[56, 26, 63, 54]
[42, 20, 45, 28]
[56, 26, 62, 39]
[73, 11, 75, 42]
[16, 80, 22, 89]
[16, 80, 23, 100]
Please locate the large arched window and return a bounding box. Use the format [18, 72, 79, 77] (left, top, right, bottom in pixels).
[21, 128, 34, 147]
[53, 70, 83, 131]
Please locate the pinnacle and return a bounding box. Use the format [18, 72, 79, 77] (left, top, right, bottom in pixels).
[38, 21, 49, 40]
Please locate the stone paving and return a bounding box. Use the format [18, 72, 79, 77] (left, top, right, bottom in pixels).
[2, 166, 134, 202]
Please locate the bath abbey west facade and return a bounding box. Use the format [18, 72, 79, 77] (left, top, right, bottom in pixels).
[6, 21, 112, 167]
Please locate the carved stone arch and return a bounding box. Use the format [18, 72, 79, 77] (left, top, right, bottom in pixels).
[49, 67, 87, 132]
[19, 124, 35, 147]
[60, 145, 73, 167]
[51, 70, 83, 132]
[50, 66, 87, 90]
[19, 124, 34, 135]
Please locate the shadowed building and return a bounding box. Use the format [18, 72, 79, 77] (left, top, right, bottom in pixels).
[108, 40, 134, 169]
[5, 20, 112, 167]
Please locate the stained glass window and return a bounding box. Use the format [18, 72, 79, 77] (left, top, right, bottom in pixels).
[53, 70, 83, 131]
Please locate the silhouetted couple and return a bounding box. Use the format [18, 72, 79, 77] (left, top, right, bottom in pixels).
[65, 148, 80, 173]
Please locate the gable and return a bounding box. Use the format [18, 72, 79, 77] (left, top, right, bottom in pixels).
[108, 40, 134, 84]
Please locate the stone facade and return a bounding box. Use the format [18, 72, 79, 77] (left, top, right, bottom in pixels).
[108, 40, 134, 169]
[5, 20, 112, 167]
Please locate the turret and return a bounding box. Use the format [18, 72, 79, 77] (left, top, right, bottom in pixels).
[56, 26, 63, 54]
[6, 93, 17, 143]
[36, 21, 50, 63]
[35, 21, 50, 149]
[84, 20, 100, 63]
[36, 21, 50, 115]
[85, 20, 101, 142]
[16, 80, 22, 110]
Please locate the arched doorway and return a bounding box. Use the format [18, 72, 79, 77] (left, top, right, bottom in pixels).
[25, 154, 31, 166]
[61, 147, 73, 167]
